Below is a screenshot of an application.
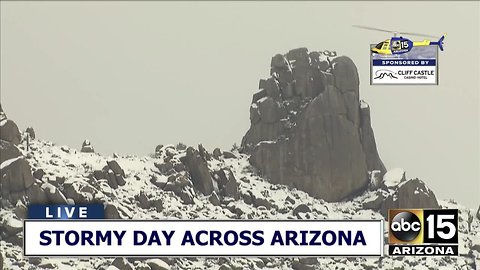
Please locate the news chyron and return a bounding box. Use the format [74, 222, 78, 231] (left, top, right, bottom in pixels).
[24, 204, 384, 257]
[388, 209, 459, 256]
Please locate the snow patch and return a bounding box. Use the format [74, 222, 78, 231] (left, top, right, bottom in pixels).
[383, 168, 405, 187]
[0, 156, 22, 170]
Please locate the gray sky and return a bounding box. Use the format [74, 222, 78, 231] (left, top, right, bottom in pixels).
[1, 1, 479, 208]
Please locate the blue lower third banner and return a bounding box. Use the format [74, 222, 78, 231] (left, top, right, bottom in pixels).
[24, 220, 383, 256]
[28, 204, 104, 219]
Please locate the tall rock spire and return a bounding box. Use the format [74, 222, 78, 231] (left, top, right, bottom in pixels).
[241, 48, 385, 201]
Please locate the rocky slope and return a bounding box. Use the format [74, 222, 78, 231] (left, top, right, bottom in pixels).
[0, 134, 479, 270]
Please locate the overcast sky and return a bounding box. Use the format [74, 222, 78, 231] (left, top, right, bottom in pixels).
[1, 1, 478, 208]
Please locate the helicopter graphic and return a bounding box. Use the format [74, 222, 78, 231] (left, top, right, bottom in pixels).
[353, 25, 446, 55]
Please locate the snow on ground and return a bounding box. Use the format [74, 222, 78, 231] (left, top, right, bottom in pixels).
[1, 138, 479, 269]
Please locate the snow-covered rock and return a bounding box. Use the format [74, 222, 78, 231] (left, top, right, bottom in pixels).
[383, 168, 406, 188]
[242, 49, 385, 202]
[80, 139, 95, 153]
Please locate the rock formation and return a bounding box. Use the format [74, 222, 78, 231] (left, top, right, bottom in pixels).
[25, 127, 36, 139]
[181, 146, 214, 195]
[0, 104, 21, 145]
[362, 169, 440, 217]
[0, 105, 64, 206]
[80, 139, 95, 153]
[380, 178, 440, 216]
[0, 140, 35, 205]
[91, 160, 127, 189]
[242, 48, 385, 201]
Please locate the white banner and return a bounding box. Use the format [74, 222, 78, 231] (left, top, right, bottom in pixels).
[371, 65, 437, 85]
[24, 220, 384, 256]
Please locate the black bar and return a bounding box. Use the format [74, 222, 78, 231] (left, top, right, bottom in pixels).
[389, 245, 458, 256]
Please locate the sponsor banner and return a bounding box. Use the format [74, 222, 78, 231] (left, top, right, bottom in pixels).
[370, 45, 439, 85]
[24, 220, 384, 257]
[371, 63, 437, 84]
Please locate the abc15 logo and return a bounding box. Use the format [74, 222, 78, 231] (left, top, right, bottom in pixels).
[388, 209, 458, 244]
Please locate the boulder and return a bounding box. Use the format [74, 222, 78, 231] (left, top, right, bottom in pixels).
[209, 192, 221, 206]
[0, 105, 21, 145]
[33, 169, 45, 180]
[198, 144, 211, 161]
[25, 127, 36, 139]
[146, 259, 170, 270]
[115, 175, 126, 186]
[213, 169, 229, 187]
[3, 215, 23, 236]
[396, 178, 439, 208]
[1, 156, 35, 204]
[107, 160, 125, 177]
[80, 140, 95, 153]
[155, 161, 174, 174]
[112, 258, 134, 270]
[212, 148, 222, 159]
[176, 142, 187, 151]
[107, 171, 118, 189]
[62, 179, 99, 204]
[0, 120, 21, 145]
[0, 140, 21, 164]
[104, 203, 121, 219]
[477, 205, 480, 220]
[173, 162, 186, 172]
[293, 204, 311, 217]
[381, 178, 439, 217]
[155, 145, 164, 153]
[93, 161, 127, 188]
[179, 189, 194, 205]
[152, 198, 163, 212]
[182, 147, 214, 195]
[292, 260, 315, 270]
[93, 170, 106, 180]
[299, 257, 318, 265]
[14, 201, 27, 219]
[223, 151, 237, 159]
[252, 196, 273, 210]
[136, 191, 151, 209]
[42, 183, 68, 204]
[215, 168, 239, 199]
[150, 175, 168, 189]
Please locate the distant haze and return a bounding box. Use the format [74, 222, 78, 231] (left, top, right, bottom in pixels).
[1, 2, 478, 208]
